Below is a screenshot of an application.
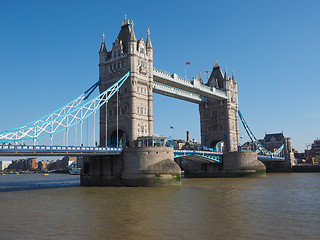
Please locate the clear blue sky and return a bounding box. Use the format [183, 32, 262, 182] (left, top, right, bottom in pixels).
[0, 0, 319, 152]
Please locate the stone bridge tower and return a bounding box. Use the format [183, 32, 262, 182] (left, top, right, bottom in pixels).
[98, 16, 154, 147]
[199, 62, 239, 152]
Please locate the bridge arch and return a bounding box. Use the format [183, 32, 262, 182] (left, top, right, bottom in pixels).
[210, 140, 225, 152]
[110, 129, 128, 147]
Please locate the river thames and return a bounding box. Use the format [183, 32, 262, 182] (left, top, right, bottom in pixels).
[0, 173, 319, 240]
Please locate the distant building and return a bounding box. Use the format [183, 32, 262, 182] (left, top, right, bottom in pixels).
[305, 149, 316, 163]
[56, 157, 68, 170]
[311, 139, 320, 156]
[26, 158, 38, 170]
[166, 139, 185, 149]
[66, 156, 77, 169]
[0, 161, 12, 170]
[240, 141, 256, 152]
[47, 161, 57, 171]
[259, 133, 285, 152]
[8, 158, 38, 171]
[38, 161, 52, 171]
[294, 152, 306, 163]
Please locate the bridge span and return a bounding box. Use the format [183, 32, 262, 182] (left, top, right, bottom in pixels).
[0, 16, 294, 186]
[0, 144, 285, 163]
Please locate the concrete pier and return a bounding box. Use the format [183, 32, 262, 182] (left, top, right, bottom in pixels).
[182, 151, 266, 178]
[81, 146, 181, 187]
[223, 152, 266, 177]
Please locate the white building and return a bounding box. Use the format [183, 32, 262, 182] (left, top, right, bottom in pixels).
[0, 161, 12, 170]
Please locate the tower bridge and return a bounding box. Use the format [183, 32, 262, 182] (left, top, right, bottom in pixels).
[0, 16, 295, 185]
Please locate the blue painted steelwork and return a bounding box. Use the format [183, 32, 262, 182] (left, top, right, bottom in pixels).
[174, 150, 223, 163]
[0, 80, 100, 135]
[0, 144, 122, 156]
[0, 71, 130, 144]
[238, 110, 285, 157]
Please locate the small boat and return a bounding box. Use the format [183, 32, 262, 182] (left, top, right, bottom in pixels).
[70, 168, 81, 175]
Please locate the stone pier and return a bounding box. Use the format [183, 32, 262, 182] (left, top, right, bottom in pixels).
[181, 151, 266, 178]
[81, 146, 181, 186]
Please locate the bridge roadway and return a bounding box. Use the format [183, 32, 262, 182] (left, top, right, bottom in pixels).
[0, 144, 122, 156]
[0, 145, 285, 162]
[153, 68, 228, 103]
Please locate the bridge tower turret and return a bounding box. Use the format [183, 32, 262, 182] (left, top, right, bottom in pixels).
[98, 16, 154, 147]
[199, 62, 239, 152]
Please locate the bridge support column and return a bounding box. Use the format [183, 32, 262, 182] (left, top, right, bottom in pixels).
[80, 155, 123, 186]
[223, 152, 266, 177]
[80, 147, 181, 186]
[182, 152, 265, 178]
[122, 146, 181, 186]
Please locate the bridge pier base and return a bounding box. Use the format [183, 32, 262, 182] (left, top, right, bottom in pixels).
[222, 152, 266, 177]
[80, 147, 181, 187]
[183, 152, 266, 178]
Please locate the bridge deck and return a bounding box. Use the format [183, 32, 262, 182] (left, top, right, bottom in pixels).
[0, 144, 285, 162]
[0, 145, 122, 156]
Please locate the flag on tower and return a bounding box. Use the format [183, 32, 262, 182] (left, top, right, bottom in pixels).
[185, 62, 191, 65]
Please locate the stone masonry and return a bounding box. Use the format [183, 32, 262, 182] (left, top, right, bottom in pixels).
[98, 16, 154, 147]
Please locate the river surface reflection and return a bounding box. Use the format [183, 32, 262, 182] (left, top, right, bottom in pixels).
[0, 173, 319, 239]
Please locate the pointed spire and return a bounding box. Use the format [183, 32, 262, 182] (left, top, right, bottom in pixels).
[122, 14, 129, 26]
[224, 67, 228, 80]
[99, 33, 107, 53]
[232, 70, 237, 84]
[130, 21, 137, 42]
[146, 28, 153, 49]
[213, 59, 220, 68]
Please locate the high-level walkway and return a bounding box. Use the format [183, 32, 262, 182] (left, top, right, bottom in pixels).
[153, 68, 227, 103]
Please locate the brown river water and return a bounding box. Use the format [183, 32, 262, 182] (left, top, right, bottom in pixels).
[0, 173, 319, 240]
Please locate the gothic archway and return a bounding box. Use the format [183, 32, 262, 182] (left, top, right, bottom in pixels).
[210, 140, 225, 152]
[110, 130, 128, 147]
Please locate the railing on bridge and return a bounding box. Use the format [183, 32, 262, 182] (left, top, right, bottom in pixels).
[0, 144, 122, 156]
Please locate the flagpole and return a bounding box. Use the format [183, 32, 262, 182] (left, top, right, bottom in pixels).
[185, 62, 190, 80]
